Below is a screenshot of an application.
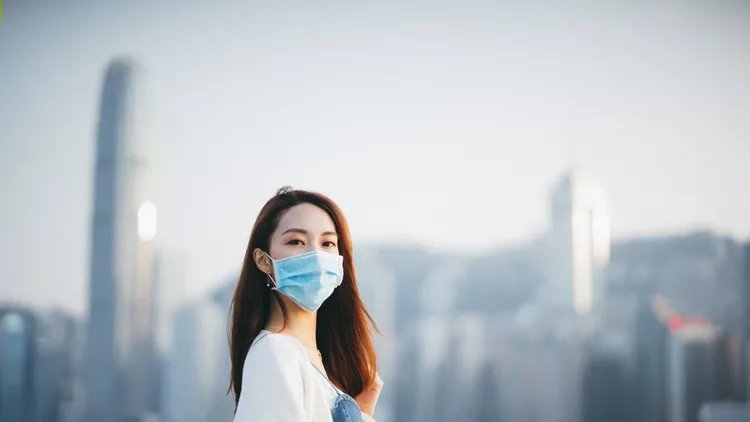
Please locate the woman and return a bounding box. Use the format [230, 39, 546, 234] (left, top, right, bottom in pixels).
[229, 187, 383, 422]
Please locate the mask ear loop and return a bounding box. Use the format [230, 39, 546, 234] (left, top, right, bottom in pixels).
[266, 274, 278, 289]
[263, 251, 278, 289]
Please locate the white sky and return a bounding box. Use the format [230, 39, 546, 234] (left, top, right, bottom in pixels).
[1, 0, 749, 316]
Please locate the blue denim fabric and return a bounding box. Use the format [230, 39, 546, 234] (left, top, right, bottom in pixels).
[331, 393, 363, 422]
[308, 360, 363, 422]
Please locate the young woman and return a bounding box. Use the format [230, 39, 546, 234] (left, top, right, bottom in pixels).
[229, 187, 383, 422]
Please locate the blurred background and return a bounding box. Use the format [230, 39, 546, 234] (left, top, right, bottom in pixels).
[1, 0, 750, 421]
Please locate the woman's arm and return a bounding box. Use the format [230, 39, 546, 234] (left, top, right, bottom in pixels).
[355, 372, 383, 420]
[233, 336, 308, 422]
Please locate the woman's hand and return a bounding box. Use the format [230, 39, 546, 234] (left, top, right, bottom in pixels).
[354, 372, 384, 416]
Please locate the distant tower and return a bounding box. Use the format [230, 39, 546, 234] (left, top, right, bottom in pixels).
[667, 321, 733, 422]
[0, 308, 36, 422]
[85, 58, 157, 422]
[546, 169, 610, 316]
[742, 242, 750, 400]
[353, 248, 398, 422]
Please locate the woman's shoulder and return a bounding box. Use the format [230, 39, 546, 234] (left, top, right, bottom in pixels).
[245, 331, 308, 365]
[235, 332, 312, 421]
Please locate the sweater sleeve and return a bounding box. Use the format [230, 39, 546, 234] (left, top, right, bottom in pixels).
[233, 335, 309, 422]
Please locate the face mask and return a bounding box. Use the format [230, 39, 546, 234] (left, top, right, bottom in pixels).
[265, 250, 344, 312]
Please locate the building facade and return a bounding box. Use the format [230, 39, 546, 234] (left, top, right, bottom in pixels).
[0, 308, 37, 422]
[546, 169, 611, 316]
[86, 58, 157, 422]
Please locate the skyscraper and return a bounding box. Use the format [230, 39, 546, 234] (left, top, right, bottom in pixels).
[0, 308, 36, 422]
[742, 242, 750, 400]
[33, 310, 82, 422]
[354, 248, 397, 422]
[581, 333, 634, 422]
[85, 58, 157, 422]
[165, 298, 234, 422]
[698, 402, 750, 422]
[609, 232, 744, 331]
[667, 320, 733, 422]
[546, 169, 611, 316]
[635, 299, 671, 422]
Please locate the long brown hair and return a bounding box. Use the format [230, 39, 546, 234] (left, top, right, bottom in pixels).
[228, 187, 378, 407]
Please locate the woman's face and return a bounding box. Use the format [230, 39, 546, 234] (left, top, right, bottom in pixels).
[268, 203, 340, 260]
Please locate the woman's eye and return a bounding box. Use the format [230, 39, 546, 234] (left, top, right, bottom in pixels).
[287, 239, 304, 246]
[322, 241, 337, 248]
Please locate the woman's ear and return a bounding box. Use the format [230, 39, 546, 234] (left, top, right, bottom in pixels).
[253, 248, 273, 276]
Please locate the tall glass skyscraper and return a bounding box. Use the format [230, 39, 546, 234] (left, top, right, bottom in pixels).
[546, 169, 611, 316]
[667, 321, 732, 422]
[86, 58, 157, 422]
[0, 309, 36, 422]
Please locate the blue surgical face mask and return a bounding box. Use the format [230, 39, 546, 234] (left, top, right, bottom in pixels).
[264, 250, 345, 312]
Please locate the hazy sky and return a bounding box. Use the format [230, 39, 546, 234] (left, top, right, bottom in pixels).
[1, 0, 749, 315]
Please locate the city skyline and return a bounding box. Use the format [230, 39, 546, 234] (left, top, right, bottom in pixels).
[1, 195, 748, 422]
[1, 2, 749, 422]
[1, 0, 750, 315]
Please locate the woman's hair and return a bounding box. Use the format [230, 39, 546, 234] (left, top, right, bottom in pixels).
[228, 187, 378, 407]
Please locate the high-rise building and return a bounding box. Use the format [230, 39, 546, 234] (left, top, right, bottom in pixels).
[546, 169, 610, 316]
[433, 314, 486, 422]
[354, 247, 397, 422]
[634, 298, 671, 422]
[57, 315, 88, 422]
[498, 326, 585, 422]
[634, 296, 737, 422]
[667, 319, 734, 422]
[374, 245, 436, 335]
[742, 242, 750, 400]
[164, 298, 233, 422]
[34, 311, 83, 422]
[387, 260, 464, 422]
[153, 251, 189, 360]
[0, 307, 86, 422]
[85, 58, 157, 422]
[698, 402, 750, 422]
[581, 333, 634, 422]
[473, 356, 502, 421]
[610, 232, 744, 336]
[0, 308, 37, 422]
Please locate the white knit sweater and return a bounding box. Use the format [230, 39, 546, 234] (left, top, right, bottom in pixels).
[233, 331, 376, 422]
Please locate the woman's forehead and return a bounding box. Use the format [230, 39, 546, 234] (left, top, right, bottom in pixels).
[275, 203, 336, 234]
